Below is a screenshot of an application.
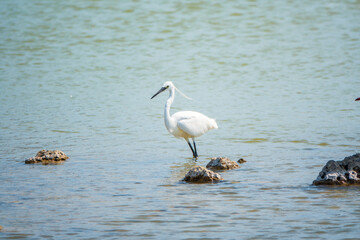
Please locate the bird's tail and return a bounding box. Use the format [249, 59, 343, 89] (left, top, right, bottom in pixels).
[210, 119, 218, 129]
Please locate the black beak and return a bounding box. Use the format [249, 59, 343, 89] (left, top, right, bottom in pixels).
[356, 97, 360, 101]
[151, 87, 167, 99]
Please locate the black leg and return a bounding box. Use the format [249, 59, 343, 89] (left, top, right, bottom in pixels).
[193, 139, 198, 158]
[187, 140, 196, 159]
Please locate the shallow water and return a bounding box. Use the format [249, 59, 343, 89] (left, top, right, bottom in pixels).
[1, 0, 360, 239]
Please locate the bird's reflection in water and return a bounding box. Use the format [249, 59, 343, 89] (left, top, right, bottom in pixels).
[169, 158, 202, 181]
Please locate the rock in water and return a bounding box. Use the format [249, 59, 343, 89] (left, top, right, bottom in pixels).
[237, 158, 247, 164]
[183, 166, 223, 183]
[313, 153, 360, 185]
[206, 157, 240, 170]
[25, 150, 69, 165]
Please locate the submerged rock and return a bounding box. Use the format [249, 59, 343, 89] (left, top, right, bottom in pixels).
[237, 158, 247, 164]
[25, 150, 69, 165]
[206, 157, 240, 170]
[183, 166, 223, 183]
[313, 153, 360, 185]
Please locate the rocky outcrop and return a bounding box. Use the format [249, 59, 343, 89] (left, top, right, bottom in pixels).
[183, 166, 223, 183]
[313, 153, 360, 185]
[206, 157, 240, 170]
[25, 150, 69, 164]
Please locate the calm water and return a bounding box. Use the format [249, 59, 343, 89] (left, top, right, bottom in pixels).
[1, 0, 360, 239]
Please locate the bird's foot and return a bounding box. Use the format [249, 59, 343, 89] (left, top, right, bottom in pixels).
[192, 156, 198, 161]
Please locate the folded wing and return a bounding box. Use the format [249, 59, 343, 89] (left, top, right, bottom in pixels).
[175, 111, 218, 138]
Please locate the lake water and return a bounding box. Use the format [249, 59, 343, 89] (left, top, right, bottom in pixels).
[1, 0, 360, 239]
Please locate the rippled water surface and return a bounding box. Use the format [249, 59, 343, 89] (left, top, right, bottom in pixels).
[1, 0, 360, 239]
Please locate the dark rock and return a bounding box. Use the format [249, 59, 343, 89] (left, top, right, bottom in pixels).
[237, 158, 247, 164]
[313, 153, 360, 185]
[25, 150, 69, 165]
[206, 157, 240, 170]
[183, 166, 223, 183]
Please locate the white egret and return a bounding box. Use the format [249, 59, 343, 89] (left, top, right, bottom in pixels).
[151, 81, 218, 159]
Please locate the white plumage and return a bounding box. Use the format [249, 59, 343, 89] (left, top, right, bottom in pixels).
[151, 81, 218, 159]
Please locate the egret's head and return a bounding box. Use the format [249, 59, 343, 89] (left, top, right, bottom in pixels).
[151, 81, 174, 99]
[151, 81, 192, 100]
[163, 81, 174, 89]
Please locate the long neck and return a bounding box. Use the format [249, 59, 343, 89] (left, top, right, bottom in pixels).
[164, 87, 175, 132]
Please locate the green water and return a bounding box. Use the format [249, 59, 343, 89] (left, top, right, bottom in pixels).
[1, 0, 360, 239]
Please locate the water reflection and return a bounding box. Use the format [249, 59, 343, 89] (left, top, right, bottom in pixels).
[169, 158, 200, 182]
